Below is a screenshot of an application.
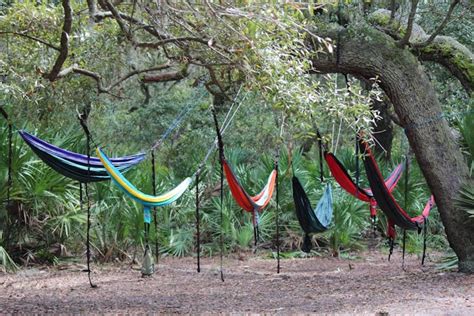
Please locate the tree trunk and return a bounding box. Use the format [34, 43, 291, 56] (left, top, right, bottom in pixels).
[310, 25, 474, 272]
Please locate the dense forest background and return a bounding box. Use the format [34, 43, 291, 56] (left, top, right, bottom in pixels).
[0, 0, 472, 273]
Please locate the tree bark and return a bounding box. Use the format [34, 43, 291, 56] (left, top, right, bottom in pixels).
[369, 9, 474, 95]
[417, 36, 474, 94]
[310, 25, 474, 272]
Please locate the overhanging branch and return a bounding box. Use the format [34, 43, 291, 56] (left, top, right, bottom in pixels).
[56, 63, 172, 94]
[370, 9, 473, 94]
[43, 0, 72, 81]
[142, 66, 188, 83]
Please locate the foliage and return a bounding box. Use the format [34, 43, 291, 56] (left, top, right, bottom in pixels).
[0, 245, 18, 272]
[0, 0, 471, 271]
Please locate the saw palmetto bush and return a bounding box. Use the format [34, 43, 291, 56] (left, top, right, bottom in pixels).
[0, 125, 86, 267]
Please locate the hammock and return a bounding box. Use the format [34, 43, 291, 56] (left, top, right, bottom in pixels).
[292, 176, 333, 252]
[20, 130, 145, 183]
[223, 158, 277, 226]
[97, 147, 192, 223]
[324, 151, 405, 217]
[359, 140, 435, 234]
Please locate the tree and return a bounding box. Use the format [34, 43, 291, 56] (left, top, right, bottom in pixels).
[1, 0, 473, 272]
[309, 1, 473, 272]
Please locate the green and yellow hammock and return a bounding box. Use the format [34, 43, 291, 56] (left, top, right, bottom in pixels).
[97, 147, 192, 223]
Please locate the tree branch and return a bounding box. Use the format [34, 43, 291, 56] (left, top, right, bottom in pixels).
[102, 0, 134, 42]
[198, 62, 231, 101]
[412, 0, 460, 48]
[142, 66, 188, 83]
[56, 63, 174, 94]
[89, 1, 166, 39]
[0, 31, 60, 51]
[108, 63, 170, 90]
[417, 36, 473, 94]
[397, 0, 419, 48]
[136, 37, 213, 49]
[370, 9, 473, 94]
[44, 0, 72, 81]
[56, 65, 107, 93]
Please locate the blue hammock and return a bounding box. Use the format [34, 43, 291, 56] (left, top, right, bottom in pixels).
[20, 130, 145, 183]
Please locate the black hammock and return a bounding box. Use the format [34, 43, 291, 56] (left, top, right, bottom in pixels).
[359, 139, 435, 232]
[292, 177, 333, 252]
[359, 138, 435, 263]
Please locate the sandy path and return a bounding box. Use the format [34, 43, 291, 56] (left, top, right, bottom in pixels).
[1, 250, 473, 314]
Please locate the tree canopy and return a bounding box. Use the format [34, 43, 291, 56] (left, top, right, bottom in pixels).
[1, 1, 473, 273]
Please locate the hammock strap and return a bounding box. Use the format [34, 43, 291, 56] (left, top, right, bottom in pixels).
[355, 133, 360, 190]
[404, 154, 410, 210]
[1, 108, 12, 204]
[388, 237, 394, 262]
[79, 113, 97, 288]
[195, 170, 201, 273]
[253, 217, 258, 246]
[151, 150, 159, 263]
[191, 88, 245, 177]
[211, 107, 225, 282]
[422, 217, 428, 265]
[7, 119, 12, 204]
[253, 209, 260, 247]
[275, 159, 280, 274]
[317, 129, 324, 183]
[372, 215, 377, 238]
[143, 221, 150, 251]
[402, 229, 406, 270]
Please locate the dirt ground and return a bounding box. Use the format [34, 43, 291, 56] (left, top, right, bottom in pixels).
[1, 249, 473, 314]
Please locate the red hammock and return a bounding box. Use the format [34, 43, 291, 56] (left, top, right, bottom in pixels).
[324, 151, 405, 217]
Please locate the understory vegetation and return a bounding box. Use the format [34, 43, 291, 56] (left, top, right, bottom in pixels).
[1, 1, 473, 272]
[1, 83, 470, 271]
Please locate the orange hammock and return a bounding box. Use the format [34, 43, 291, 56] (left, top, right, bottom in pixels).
[222, 158, 277, 226]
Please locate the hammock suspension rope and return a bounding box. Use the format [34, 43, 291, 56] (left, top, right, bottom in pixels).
[193, 88, 244, 274]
